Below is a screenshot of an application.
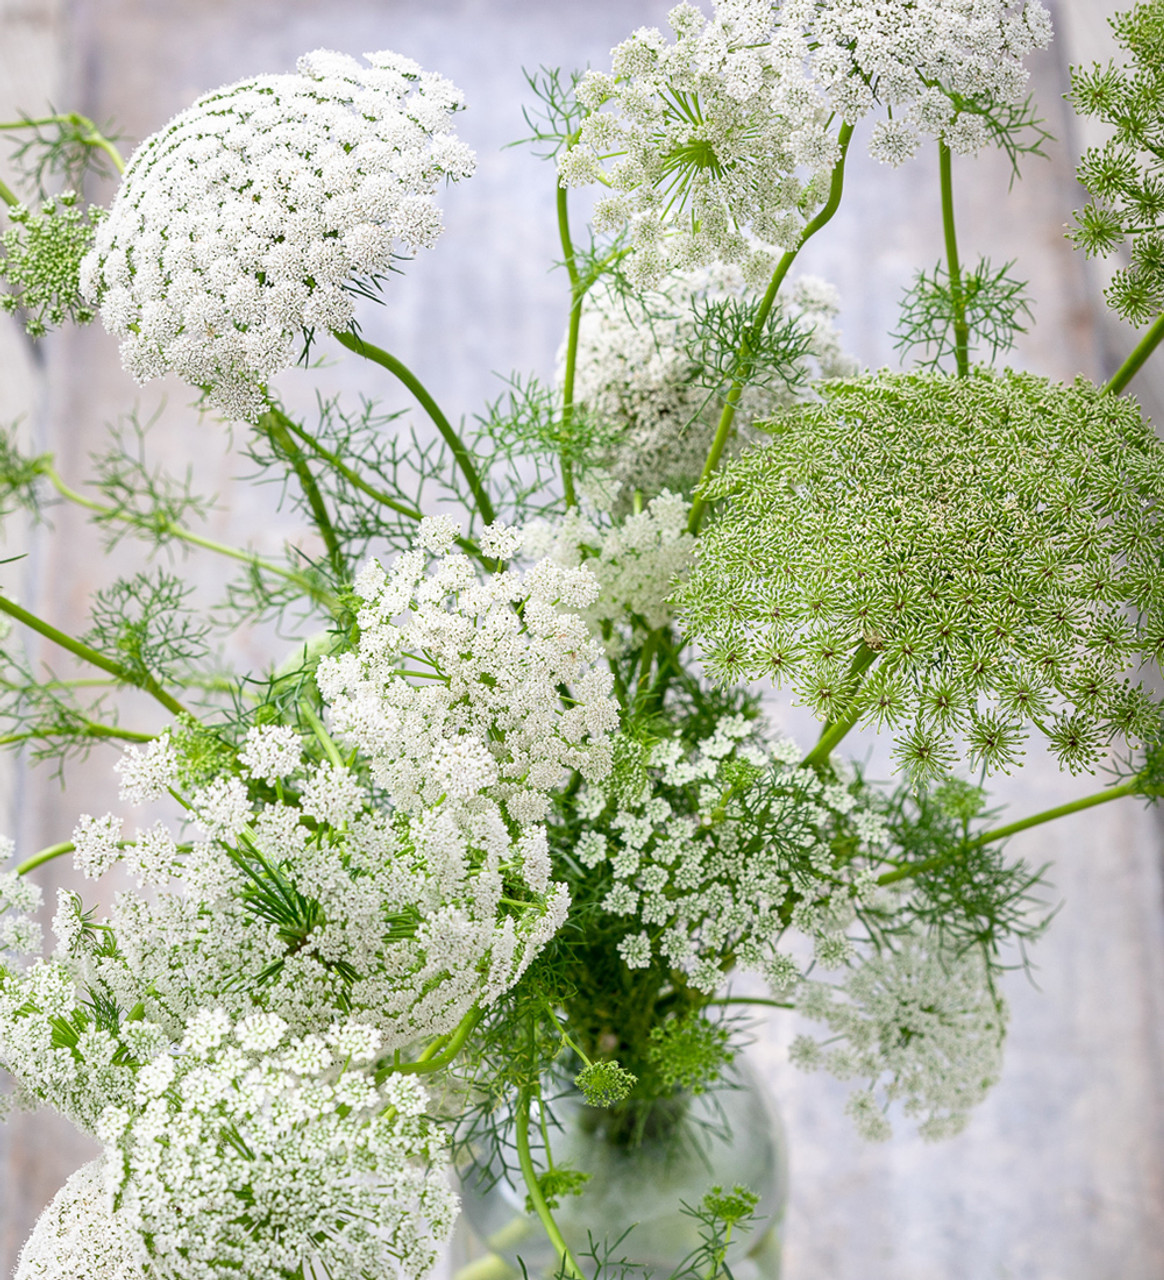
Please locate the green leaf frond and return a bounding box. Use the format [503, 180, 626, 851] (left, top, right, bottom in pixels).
[84, 569, 210, 687]
[2, 109, 123, 198]
[1067, 0, 1164, 323]
[678, 369, 1164, 779]
[893, 257, 1033, 372]
[512, 65, 587, 159]
[687, 293, 815, 394]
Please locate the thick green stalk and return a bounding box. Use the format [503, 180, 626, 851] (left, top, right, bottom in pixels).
[687, 121, 855, 535]
[800, 641, 879, 770]
[260, 409, 346, 582]
[332, 330, 496, 526]
[0, 177, 17, 207]
[557, 181, 582, 509]
[515, 1087, 586, 1280]
[939, 142, 970, 378]
[43, 464, 336, 609]
[0, 594, 188, 718]
[1106, 311, 1164, 395]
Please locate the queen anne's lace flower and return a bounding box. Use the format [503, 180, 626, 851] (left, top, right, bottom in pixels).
[791, 932, 1009, 1140]
[14, 1159, 148, 1280]
[80, 49, 476, 421]
[562, 2, 1052, 281]
[565, 267, 854, 505]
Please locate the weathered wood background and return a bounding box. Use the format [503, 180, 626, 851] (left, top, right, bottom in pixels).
[1, 1, 1162, 1276]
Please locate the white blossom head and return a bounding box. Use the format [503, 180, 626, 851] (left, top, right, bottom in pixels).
[81, 49, 476, 421]
[14, 1159, 148, 1280]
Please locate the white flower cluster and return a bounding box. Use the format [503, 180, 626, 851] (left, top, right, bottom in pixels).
[524, 493, 696, 657]
[561, 1, 1052, 279]
[561, 3, 836, 287]
[318, 526, 618, 825]
[799, 0, 1054, 166]
[14, 1159, 147, 1280]
[93, 1011, 455, 1280]
[80, 49, 475, 421]
[790, 933, 1009, 1140]
[574, 718, 889, 994]
[568, 269, 854, 505]
[0, 845, 43, 958]
[15, 1013, 455, 1280]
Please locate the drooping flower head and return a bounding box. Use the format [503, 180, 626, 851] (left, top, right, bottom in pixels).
[81, 49, 476, 421]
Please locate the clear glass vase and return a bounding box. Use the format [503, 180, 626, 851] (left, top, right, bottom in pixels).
[458, 1060, 788, 1280]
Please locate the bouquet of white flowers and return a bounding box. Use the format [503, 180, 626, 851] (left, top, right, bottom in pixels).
[1, 2, 1163, 1277]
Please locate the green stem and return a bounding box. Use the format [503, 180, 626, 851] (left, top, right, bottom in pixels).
[391, 1007, 482, 1075]
[0, 722, 154, 747]
[800, 641, 879, 770]
[43, 465, 335, 608]
[515, 1087, 586, 1280]
[701, 996, 795, 1010]
[0, 113, 125, 173]
[557, 180, 582, 509]
[332, 330, 496, 527]
[260, 410, 346, 582]
[16, 841, 73, 875]
[0, 177, 17, 207]
[877, 776, 1148, 885]
[687, 121, 855, 535]
[939, 142, 970, 379]
[1106, 311, 1164, 395]
[0, 594, 188, 718]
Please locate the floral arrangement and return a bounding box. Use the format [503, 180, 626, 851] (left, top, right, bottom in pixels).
[1, 2, 1163, 1277]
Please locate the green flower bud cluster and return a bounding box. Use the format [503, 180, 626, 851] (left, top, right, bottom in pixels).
[679, 370, 1164, 780]
[0, 191, 103, 336]
[1067, 0, 1164, 323]
[574, 1058, 637, 1108]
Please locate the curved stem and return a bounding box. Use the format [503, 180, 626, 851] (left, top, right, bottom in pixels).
[557, 181, 582, 508]
[16, 840, 73, 875]
[1106, 311, 1164, 395]
[0, 177, 17, 207]
[939, 142, 970, 379]
[260, 409, 346, 583]
[42, 464, 335, 608]
[0, 594, 188, 718]
[332, 330, 496, 526]
[702, 996, 794, 1010]
[515, 1087, 586, 1280]
[0, 113, 124, 174]
[687, 121, 855, 535]
[391, 1007, 481, 1075]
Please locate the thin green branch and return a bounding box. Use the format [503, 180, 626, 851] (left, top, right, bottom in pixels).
[515, 1086, 586, 1280]
[260, 409, 347, 583]
[16, 840, 73, 875]
[0, 594, 188, 718]
[0, 177, 17, 207]
[687, 120, 855, 535]
[42, 463, 336, 609]
[0, 112, 125, 173]
[702, 995, 794, 1010]
[0, 722, 154, 748]
[332, 330, 496, 526]
[390, 1007, 482, 1075]
[1106, 311, 1164, 395]
[876, 776, 1148, 886]
[939, 142, 970, 379]
[557, 178, 582, 508]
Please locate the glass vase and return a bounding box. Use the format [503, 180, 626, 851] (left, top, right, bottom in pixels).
[458, 1060, 788, 1280]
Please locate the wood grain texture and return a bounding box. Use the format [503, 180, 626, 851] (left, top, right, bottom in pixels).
[0, 2, 1161, 1276]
